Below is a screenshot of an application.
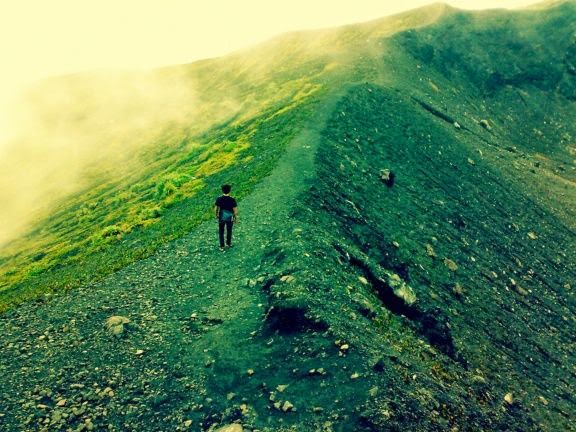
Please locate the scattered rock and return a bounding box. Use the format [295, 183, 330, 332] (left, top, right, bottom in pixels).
[509, 278, 529, 295]
[280, 275, 295, 283]
[472, 375, 486, 384]
[387, 274, 417, 305]
[467, 158, 476, 165]
[358, 276, 369, 285]
[135, 349, 144, 356]
[444, 258, 459, 272]
[56, 398, 67, 407]
[379, 169, 396, 187]
[350, 372, 360, 379]
[425, 244, 437, 258]
[527, 231, 538, 240]
[454, 121, 461, 129]
[392, 241, 400, 248]
[214, 424, 243, 432]
[538, 396, 549, 406]
[479, 119, 492, 130]
[369, 386, 379, 397]
[453, 283, 464, 296]
[105, 316, 130, 337]
[276, 384, 288, 393]
[504, 392, 514, 405]
[183, 419, 193, 428]
[247, 369, 255, 376]
[282, 401, 294, 412]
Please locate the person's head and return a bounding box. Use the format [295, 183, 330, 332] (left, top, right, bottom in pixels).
[221, 184, 232, 195]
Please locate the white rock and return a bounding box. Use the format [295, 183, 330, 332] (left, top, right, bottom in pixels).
[214, 424, 243, 432]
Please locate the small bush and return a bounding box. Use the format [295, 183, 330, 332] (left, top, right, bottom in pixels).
[155, 180, 178, 199]
[141, 207, 163, 220]
[101, 225, 123, 238]
[31, 252, 47, 262]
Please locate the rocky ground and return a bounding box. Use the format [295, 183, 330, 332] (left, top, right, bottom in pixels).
[2, 83, 575, 432]
[2, 4, 576, 432]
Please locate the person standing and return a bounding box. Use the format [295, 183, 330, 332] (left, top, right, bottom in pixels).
[214, 184, 238, 250]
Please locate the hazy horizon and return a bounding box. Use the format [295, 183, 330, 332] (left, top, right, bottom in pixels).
[0, 0, 540, 145]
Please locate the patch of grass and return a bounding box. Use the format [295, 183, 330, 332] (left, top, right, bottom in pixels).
[0, 89, 322, 312]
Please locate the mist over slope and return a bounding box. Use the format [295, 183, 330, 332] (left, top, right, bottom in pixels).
[0, 2, 575, 431]
[0, 3, 453, 310]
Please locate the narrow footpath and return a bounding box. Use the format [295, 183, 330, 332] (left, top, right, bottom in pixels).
[0, 91, 345, 432]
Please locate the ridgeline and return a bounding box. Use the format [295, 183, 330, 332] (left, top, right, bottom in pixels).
[1, 2, 575, 431]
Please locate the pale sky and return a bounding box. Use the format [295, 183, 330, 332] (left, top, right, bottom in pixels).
[0, 0, 538, 143]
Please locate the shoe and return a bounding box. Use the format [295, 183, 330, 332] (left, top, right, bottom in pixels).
[219, 246, 225, 251]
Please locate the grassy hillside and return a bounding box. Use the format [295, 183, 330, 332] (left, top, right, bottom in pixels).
[0, 3, 455, 311]
[0, 46, 332, 311]
[0, 2, 575, 431]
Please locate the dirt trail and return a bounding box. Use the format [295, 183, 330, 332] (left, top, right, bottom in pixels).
[0, 91, 345, 431]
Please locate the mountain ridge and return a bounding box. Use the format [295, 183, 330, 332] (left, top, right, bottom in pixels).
[0, 2, 575, 430]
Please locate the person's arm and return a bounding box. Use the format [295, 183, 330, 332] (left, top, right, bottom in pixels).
[233, 206, 238, 222]
[214, 204, 220, 219]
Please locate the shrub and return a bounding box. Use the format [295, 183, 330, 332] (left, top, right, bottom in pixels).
[101, 225, 123, 238]
[141, 206, 163, 220]
[154, 181, 176, 199]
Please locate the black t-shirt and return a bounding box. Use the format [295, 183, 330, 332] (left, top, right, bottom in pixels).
[215, 195, 237, 212]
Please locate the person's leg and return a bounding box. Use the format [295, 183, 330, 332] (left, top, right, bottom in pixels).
[226, 220, 233, 246]
[218, 222, 225, 248]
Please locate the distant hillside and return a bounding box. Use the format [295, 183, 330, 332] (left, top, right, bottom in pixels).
[0, 2, 575, 431]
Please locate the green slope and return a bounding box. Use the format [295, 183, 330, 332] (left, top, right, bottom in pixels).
[0, 2, 575, 431]
[0, 3, 453, 311]
[0, 42, 330, 311]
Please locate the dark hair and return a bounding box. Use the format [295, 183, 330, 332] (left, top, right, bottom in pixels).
[221, 184, 232, 194]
